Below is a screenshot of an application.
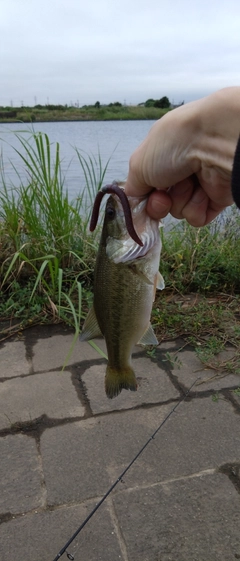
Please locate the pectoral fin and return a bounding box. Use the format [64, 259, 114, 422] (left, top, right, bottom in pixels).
[137, 323, 158, 346]
[80, 306, 102, 341]
[129, 264, 153, 285]
[153, 271, 165, 301]
[156, 271, 165, 290]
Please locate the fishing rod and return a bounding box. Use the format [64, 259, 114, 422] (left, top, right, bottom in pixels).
[52, 377, 199, 561]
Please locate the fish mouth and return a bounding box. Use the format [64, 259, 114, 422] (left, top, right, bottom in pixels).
[89, 182, 144, 246]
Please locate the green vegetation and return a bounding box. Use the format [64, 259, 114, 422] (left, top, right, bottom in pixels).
[0, 132, 108, 341]
[144, 96, 171, 108]
[0, 103, 170, 123]
[0, 131, 240, 379]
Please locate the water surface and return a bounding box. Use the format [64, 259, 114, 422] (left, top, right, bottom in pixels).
[0, 120, 156, 198]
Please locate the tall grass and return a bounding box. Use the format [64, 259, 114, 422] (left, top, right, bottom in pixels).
[0, 131, 108, 335]
[161, 210, 240, 294]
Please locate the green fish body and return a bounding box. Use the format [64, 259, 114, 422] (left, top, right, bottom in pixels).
[80, 194, 164, 398]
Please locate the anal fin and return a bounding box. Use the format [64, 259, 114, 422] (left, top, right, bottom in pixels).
[137, 323, 158, 346]
[80, 306, 102, 341]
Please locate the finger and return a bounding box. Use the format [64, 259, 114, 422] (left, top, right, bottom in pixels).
[146, 190, 172, 220]
[179, 185, 227, 226]
[181, 186, 210, 226]
[124, 145, 151, 197]
[167, 178, 195, 219]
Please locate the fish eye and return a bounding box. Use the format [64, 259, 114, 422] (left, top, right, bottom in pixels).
[106, 206, 116, 219]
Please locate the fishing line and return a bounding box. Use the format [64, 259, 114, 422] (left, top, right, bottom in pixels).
[52, 377, 199, 561]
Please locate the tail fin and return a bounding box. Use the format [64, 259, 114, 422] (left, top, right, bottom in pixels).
[105, 365, 137, 399]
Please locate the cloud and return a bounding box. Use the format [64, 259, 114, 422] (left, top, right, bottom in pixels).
[1, 0, 240, 106]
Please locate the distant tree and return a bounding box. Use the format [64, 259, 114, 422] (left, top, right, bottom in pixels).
[154, 96, 170, 108]
[95, 101, 101, 109]
[145, 99, 155, 107]
[108, 101, 122, 107]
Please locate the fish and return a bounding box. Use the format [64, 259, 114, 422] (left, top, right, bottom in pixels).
[80, 183, 164, 398]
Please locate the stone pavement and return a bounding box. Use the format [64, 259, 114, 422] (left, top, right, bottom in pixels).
[0, 324, 240, 561]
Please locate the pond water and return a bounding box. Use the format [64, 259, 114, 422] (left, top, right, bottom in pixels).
[0, 120, 156, 199]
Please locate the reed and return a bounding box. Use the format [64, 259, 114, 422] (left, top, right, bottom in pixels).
[0, 131, 108, 337]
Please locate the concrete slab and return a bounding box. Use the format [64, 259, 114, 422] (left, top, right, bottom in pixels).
[231, 388, 240, 408]
[174, 349, 240, 391]
[0, 434, 43, 514]
[113, 472, 240, 561]
[0, 340, 30, 378]
[1, 326, 240, 561]
[32, 334, 178, 373]
[89, 338, 177, 355]
[0, 502, 123, 561]
[0, 371, 85, 430]
[40, 417, 117, 505]
[40, 397, 239, 505]
[32, 334, 103, 371]
[82, 357, 179, 413]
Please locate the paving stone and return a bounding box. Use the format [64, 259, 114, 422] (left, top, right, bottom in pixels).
[32, 334, 104, 371]
[0, 502, 123, 561]
[92, 338, 177, 354]
[32, 333, 177, 373]
[113, 472, 240, 561]
[82, 357, 179, 413]
[40, 397, 239, 505]
[0, 371, 85, 430]
[231, 389, 240, 408]
[174, 349, 240, 391]
[40, 417, 115, 505]
[0, 434, 43, 514]
[0, 340, 30, 378]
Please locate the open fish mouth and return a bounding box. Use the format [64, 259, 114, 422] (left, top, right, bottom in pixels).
[89, 181, 144, 246]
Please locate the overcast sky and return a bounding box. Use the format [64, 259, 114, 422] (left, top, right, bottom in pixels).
[1, 0, 240, 107]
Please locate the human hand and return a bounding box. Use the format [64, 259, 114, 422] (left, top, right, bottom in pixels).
[125, 88, 240, 226]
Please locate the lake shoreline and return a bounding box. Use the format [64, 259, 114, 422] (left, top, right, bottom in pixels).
[0, 106, 170, 124]
[0, 117, 160, 124]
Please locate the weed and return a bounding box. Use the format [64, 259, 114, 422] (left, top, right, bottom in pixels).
[153, 293, 240, 377]
[0, 131, 109, 339]
[160, 213, 240, 294]
[146, 348, 157, 358]
[162, 351, 182, 370]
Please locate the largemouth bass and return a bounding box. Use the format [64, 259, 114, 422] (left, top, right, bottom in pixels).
[80, 184, 164, 398]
